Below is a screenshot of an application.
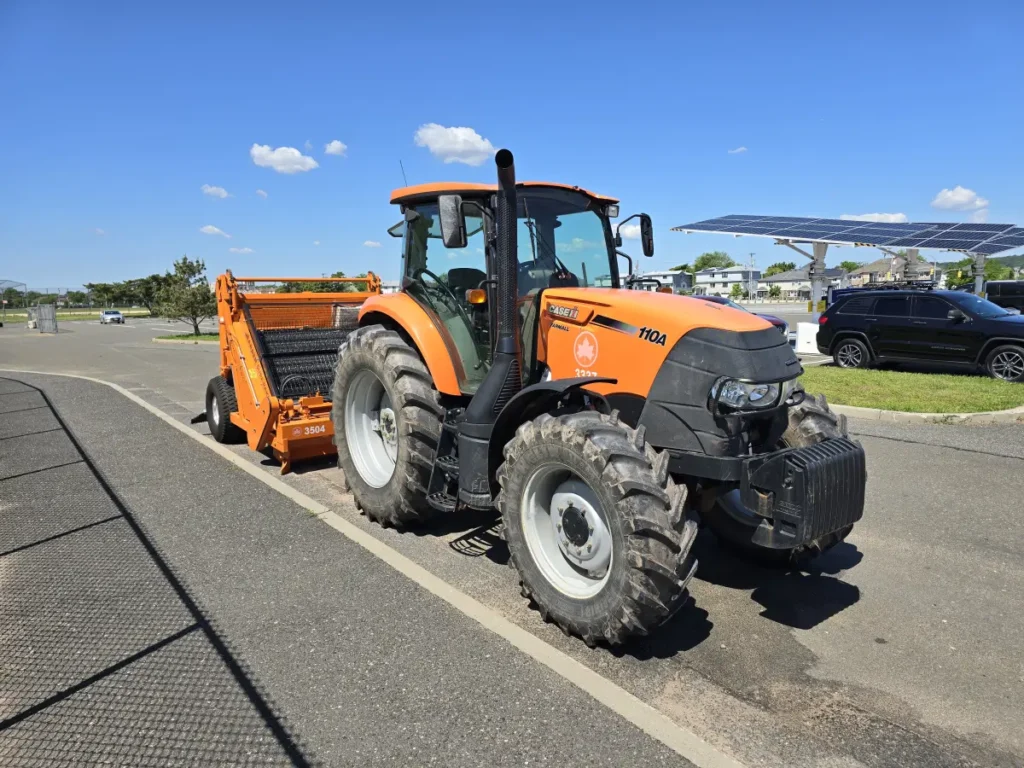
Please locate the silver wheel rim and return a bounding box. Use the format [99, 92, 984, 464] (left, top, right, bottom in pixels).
[344, 368, 397, 488]
[520, 463, 613, 599]
[836, 343, 863, 368]
[991, 350, 1024, 381]
[211, 395, 220, 425]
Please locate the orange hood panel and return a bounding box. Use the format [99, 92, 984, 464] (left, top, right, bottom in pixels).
[536, 288, 775, 398]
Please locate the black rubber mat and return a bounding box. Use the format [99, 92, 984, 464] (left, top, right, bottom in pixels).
[0, 379, 308, 766]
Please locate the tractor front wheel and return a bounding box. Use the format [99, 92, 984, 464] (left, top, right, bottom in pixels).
[497, 411, 698, 646]
[331, 325, 444, 528]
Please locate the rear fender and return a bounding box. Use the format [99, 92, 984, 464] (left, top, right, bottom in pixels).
[487, 377, 616, 495]
[359, 294, 462, 395]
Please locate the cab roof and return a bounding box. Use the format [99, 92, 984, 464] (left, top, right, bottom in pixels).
[389, 181, 618, 206]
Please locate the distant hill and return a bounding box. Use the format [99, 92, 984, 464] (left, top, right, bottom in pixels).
[936, 253, 1024, 269]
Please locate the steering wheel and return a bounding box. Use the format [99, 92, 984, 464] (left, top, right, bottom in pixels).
[413, 268, 476, 330]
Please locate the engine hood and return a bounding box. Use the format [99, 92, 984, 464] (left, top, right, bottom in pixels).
[542, 288, 774, 335]
[536, 287, 791, 404]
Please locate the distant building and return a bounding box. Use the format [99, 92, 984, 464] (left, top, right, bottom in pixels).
[694, 266, 760, 296]
[758, 265, 849, 299]
[380, 280, 401, 294]
[634, 270, 693, 292]
[848, 256, 940, 286]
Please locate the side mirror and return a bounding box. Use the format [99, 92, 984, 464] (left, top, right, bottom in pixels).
[640, 213, 654, 257]
[947, 308, 966, 321]
[438, 195, 467, 249]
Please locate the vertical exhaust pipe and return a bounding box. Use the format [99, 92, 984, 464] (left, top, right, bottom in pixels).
[456, 148, 523, 507]
[493, 148, 519, 361]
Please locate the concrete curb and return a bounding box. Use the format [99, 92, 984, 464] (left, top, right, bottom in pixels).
[152, 337, 218, 345]
[831, 402, 1024, 425]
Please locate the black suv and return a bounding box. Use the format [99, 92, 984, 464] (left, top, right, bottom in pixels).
[816, 289, 1024, 382]
[985, 280, 1024, 313]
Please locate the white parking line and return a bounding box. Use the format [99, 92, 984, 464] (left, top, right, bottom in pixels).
[0, 367, 746, 768]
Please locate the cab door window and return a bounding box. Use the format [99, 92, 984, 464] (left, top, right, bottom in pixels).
[403, 203, 490, 392]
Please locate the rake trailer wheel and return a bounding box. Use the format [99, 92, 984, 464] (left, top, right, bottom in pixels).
[205, 376, 245, 444]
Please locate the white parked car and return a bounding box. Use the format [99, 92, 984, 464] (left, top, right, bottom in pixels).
[99, 310, 124, 324]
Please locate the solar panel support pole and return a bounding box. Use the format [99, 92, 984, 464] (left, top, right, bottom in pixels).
[973, 254, 987, 295]
[810, 242, 829, 319]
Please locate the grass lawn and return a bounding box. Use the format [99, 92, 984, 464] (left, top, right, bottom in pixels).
[799, 365, 1024, 413]
[155, 333, 220, 341]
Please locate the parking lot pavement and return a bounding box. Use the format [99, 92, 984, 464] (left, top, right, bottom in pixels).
[3, 331, 1024, 766]
[0, 375, 694, 767]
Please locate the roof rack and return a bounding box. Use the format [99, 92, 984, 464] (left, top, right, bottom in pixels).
[853, 279, 937, 291]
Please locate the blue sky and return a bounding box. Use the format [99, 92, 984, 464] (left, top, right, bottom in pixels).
[2, 0, 1023, 290]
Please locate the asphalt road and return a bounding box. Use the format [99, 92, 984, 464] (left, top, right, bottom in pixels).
[2, 318, 1022, 767]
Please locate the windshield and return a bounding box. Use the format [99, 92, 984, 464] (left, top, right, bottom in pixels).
[955, 293, 1013, 318]
[516, 189, 615, 295]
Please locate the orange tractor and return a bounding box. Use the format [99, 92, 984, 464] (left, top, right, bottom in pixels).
[326, 149, 867, 645]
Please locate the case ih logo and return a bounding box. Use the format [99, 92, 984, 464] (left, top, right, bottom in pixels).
[547, 304, 578, 320]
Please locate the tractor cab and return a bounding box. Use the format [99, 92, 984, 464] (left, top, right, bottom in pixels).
[385, 181, 653, 393]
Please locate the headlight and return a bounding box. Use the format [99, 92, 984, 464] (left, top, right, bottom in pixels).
[709, 377, 793, 411]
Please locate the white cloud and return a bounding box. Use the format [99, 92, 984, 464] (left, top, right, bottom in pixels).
[256, 189, 268, 198]
[200, 224, 231, 238]
[931, 185, 989, 211]
[313, 240, 320, 246]
[201, 184, 230, 199]
[970, 208, 989, 224]
[363, 240, 381, 247]
[727, 146, 748, 154]
[325, 139, 348, 156]
[414, 123, 496, 166]
[94, 228, 105, 236]
[840, 212, 908, 223]
[619, 223, 642, 239]
[250, 143, 319, 174]
[228, 247, 254, 254]
[304, 140, 313, 151]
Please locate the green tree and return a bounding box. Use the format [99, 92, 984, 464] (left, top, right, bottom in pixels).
[277, 271, 371, 293]
[124, 274, 170, 315]
[838, 260, 862, 274]
[763, 261, 796, 277]
[670, 262, 692, 273]
[768, 284, 782, 298]
[729, 283, 744, 299]
[66, 290, 88, 305]
[158, 256, 216, 335]
[693, 251, 736, 272]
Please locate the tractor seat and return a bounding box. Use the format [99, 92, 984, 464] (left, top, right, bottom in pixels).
[447, 267, 487, 300]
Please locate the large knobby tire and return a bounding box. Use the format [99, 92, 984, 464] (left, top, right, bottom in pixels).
[984, 344, 1024, 382]
[705, 393, 856, 567]
[206, 376, 245, 444]
[497, 411, 699, 646]
[331, 325, 443, 527]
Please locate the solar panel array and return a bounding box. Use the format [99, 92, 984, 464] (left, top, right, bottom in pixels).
[672, 215, 1024, 255]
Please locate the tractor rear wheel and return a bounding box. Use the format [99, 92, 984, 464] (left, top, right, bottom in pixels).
[331, 325, 444, 528]
[705, 393, 855, 567]
[497, 411, 698, 646]
[206, 376, 245, 444]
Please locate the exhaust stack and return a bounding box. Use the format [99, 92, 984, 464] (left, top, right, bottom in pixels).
[456, 148, 523, 507]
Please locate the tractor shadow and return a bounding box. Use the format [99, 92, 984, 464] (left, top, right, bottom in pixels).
[693, 529, 863, 632]
[445, 518, 509, 565]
